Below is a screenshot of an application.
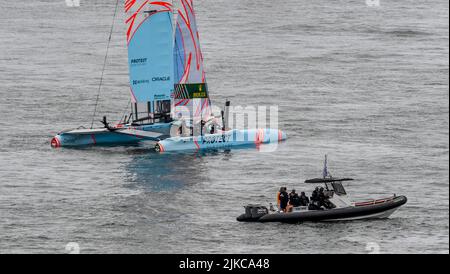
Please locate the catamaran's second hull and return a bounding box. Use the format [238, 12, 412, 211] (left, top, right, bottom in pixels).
[155, 128, 287, 153]
[51, 124, 172, 148]
[51, 129, 140, 148]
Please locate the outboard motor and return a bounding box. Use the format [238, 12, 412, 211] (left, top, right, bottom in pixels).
[237, 204, 269, 222]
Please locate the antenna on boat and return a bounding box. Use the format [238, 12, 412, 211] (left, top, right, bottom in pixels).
[90, 0, 120, 129]
[323, 154, 331, 179]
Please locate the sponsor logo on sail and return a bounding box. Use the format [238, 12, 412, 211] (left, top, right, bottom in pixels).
[155, 94, 168, 100]
[133, 79, 150, 85]
[130, 58, 148, 66]
[152, 76, 171, 82]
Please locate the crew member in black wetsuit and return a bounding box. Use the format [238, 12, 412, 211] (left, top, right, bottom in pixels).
[279, 187, 289, 213]
[318, 187, 326, 207]
[309, 187, 322, 210]
[311, 187, 319, 202]
[289, 189, 301, 208]
[299, 191, 310, 207]
[319, 187, 335, 209]
[200, 120, 206, 136]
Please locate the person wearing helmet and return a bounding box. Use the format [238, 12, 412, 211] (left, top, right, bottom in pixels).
[309, 187, 322, 210]
[299, 191, 310, 206]
[310, 187, 319, 203]
[318, 186, 325, 203]
[276, 187, 283, 210]
[278, 187, 289, 212]
[319, 187, 335, 209]
[289, 189, 301, 208]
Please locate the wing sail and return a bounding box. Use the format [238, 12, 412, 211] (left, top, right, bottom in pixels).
[173, 0, 211, 120]
[125, 0, 174, 104]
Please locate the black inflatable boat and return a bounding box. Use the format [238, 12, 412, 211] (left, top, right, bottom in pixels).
[237, 156, 407, 223]
[237, 195, 407, 223]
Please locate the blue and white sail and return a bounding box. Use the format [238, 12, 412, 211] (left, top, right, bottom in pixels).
[173, 0, 211, 120]
[125, 0, 174, 103]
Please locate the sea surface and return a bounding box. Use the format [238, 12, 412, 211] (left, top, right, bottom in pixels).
[0, 0, 448, 254]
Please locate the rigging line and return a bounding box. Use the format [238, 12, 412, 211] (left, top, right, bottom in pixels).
[117, 98, 132, 125]
[90, 0, 120, 129]
[175, 84, 181, 98]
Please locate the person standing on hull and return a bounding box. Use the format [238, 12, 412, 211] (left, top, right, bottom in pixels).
[277, 187, 289, 212]
[309, 187, 322, 210]
[276, 187, 282, 210]
[200, 120, 206, 136]
[287, 189, 301, 212]
[276, 187, 282, 209]
[319, 187, 335, 209]
[318, 187, 326, 207]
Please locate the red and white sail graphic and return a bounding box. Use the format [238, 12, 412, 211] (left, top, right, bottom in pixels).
[125, 0, 173, 44]
[173, 0, 211, 120]
[125, 0, 174, 103]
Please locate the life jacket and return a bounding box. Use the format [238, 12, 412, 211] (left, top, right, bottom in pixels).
[279, 192, 289, 205]
[290, 194, 301, 207]
[276, 192, 281, 207]
[299, 195, 309, 206]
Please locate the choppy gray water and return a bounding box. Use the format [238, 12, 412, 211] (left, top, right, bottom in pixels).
[0, 0, 448, 254]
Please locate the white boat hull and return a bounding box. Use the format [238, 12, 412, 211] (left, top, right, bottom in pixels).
[323, 207, 400, 221]
[155, 128, 287, 152]
[51, 123, 171, 148]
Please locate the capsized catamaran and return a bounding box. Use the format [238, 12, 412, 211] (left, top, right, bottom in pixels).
[51, 0, 286, 151]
